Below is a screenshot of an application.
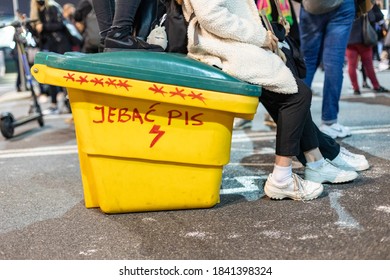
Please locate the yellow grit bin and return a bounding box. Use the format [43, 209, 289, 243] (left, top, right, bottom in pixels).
[32, 51, 261, 213]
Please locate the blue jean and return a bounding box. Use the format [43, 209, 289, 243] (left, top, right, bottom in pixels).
[299, 0, 355, 124]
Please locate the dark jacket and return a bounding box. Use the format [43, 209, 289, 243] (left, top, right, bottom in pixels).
[37, 4, 72, 54]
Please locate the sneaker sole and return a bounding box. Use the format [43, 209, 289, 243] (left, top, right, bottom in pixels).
[305, 171, 358, 184]
[264, 185, 323, 201]
[332, 163, 370, 172]
[336, 133, 352, 139]
[354, 162, 370, 171]
[319, 128, 352, 139]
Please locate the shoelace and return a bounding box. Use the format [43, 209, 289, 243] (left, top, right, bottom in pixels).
[340, 147, 360, 159]
[292, 174, 307, 202]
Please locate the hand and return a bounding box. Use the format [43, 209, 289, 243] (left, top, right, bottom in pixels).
[277, 49, 287, 63]
[75, 22, 85, 33]
[264, 30, 279, 52]
[35, 23, 43, 33]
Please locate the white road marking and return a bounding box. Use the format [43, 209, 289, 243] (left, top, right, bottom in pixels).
[184, 231, 208, 239]
[230, 147, 275, 154]
[227, 162, 273, 167]
[220, 176, 266, 195]
[329, 191, 362, 230]
[375, 206, 390, 213]
[220, 176, 267, 201]
[231, 124, 390, 143]
[79, 249, 97, 256]
[0, 145, 78, 158]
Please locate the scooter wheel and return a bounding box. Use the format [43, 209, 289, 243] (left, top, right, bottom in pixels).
[0, 112, 15, 139]
[38, 115, 44, 127]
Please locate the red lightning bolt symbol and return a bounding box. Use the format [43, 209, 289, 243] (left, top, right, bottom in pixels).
[149, 125, 165, 148]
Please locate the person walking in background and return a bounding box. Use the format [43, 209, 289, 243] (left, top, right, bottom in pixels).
[298, 0, 355, 139]
[74, 0, 100, 53]
[346, 2, 389, 95]
[91, 0, 163, 51]
[62, 2, 82, 51]
[11, 45, 22, 92]
[372, 0, 386, 61]
[29, 0, 72, 54]
[29, 0, 72, 114]
[62, 3, 76, 22]
[11, 10, 27, 92]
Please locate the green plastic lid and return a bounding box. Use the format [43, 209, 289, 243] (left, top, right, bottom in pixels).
[34, 51, 261, 97]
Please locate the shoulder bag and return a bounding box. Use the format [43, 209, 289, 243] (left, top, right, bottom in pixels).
[362, 13, 378, 46]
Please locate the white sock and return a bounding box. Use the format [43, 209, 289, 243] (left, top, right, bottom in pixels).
[331, 152, 342, 163]
[307, 158, 325, 169]
[271, 164, 292, 185]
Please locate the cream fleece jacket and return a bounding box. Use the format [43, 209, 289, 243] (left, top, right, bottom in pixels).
[182, 0, 298, 94]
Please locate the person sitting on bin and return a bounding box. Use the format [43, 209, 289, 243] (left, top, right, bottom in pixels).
[180, 0, 360, 201]
[260, 0, 370, 174]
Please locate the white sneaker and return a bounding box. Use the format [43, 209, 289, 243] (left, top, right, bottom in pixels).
[233, 118, 252, 130]
[319, 123, 351, 139]
[264, 173, 323, 201]
[331, 147, 369, 171]
[42, 106, 59, 115]
[38, 94, 49, 103]
[305, 159, 358, 184]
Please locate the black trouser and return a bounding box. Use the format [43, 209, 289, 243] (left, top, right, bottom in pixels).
[49, 85, 62, 105]
[92, 0, 141, 34]
[259, 78, 340, 163]
[296, 125, 340, 165]
[259, 78, 319, 157]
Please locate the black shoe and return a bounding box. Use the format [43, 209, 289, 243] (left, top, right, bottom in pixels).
[374, 86, 390, 93]
[104, 26, 163, 52]
[98, 37, 105, 53]
[233, 119, 252, 130]
[105, 36, 164, 52]
[362, 82, 370, 89]
[353, 90, 361, 95]
[105, 26, 131, 40]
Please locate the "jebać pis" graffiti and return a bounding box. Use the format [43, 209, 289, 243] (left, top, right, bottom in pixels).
[92, 103, 204, 126]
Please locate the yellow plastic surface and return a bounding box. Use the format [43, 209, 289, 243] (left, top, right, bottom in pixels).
[32, 64, 260, 213]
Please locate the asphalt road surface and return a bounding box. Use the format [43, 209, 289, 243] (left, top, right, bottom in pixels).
[0, 64, 389, 278]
